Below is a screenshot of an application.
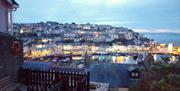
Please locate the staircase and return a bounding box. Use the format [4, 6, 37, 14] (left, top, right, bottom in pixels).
[0, 76, 20, 91]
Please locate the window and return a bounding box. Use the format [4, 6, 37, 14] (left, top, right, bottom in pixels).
[129, 71, 140, 79]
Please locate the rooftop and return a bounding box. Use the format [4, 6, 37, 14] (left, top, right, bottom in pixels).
[6, 0, 19, 9]
[89, 63, 141, 87]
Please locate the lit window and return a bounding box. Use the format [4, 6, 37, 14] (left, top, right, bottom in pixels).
[129, 71, 140, 79]
[132, 72, 135, 77]
[135, 73, 139, 77]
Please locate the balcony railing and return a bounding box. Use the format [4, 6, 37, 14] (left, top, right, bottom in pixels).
[18, 63, 90, 91]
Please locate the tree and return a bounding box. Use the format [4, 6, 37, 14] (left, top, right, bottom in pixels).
[129, 62, 180, 91]
[161, 56, 171, 63]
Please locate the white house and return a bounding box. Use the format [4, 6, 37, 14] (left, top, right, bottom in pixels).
[0, 0, 18, 35]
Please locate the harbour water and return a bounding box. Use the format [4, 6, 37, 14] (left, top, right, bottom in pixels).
[92, 55, 139, 64]
[140, 33, 180, 44]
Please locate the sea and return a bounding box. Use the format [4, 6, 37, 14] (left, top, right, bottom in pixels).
[140, 33, 180, 44]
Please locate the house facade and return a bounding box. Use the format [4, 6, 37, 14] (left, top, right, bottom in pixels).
[0, 0, 18, 35]
[0, 0, 22, 81]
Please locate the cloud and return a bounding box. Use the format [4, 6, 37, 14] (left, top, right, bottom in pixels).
[14, 0, 180, 33]
[93, 20, 136, 25]
[71, 0, 126, 7]
[107, 0, 126, 6]
[134, 29, 180, 33]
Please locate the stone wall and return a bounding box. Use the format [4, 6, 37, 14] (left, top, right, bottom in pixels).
[0, 32, 23, 81]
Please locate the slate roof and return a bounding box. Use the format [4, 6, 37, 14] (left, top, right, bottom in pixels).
[89, 63, 141, 87]
[22, 61, 87, 73]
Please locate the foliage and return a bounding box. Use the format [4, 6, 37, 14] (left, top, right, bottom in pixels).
[129, 62, 180, 91]
[161, 56, 171, 63]
[87, 59, 96, 63]
[89, 83, 97, 89]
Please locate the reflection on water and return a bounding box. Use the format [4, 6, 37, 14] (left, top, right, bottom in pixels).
[92, 55, 138, 64]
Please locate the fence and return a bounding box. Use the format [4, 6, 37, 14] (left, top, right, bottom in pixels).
[19, 65, 90, 91]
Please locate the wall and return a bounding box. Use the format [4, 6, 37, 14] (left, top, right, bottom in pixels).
[0, 1, 8, 33]
[0, 33, 23, 81]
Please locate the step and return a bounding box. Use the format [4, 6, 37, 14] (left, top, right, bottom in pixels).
[0, 76, 10, 84]
[0, 76, 20, 91]
[0, 76, 11, 87]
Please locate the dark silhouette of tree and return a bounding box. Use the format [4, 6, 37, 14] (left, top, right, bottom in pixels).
[129, 61, 180, 91]
[161, 56, 171, 63]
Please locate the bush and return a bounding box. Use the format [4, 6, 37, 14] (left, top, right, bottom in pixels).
[89, 83, 97, 89]
[129, 63, 180, 91]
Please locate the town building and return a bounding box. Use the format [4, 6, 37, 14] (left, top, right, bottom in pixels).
[0, 0, 18, 35]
